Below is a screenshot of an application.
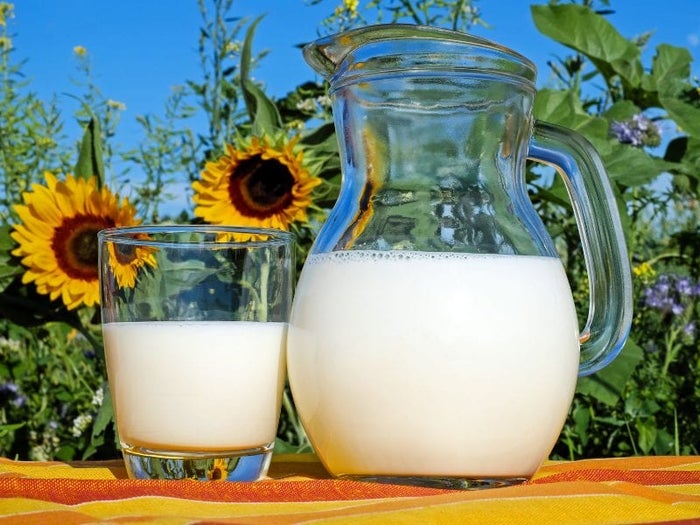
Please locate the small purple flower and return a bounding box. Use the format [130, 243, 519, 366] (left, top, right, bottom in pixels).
[684, 321, 696, 337]
[643, 273, 697, 318]
[0, 381, 25, 408]
[671, 302, 686, 316]
[0, 382, 19, 395]
[675, 276, 694, 296]
[610, 114, 661, 148]
[610, 121, 641, 146]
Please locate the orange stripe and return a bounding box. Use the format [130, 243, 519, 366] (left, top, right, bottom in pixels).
[0, 477, 451, 504]
[537, 457, 700, 475]
[532, 469, 700, 486]
[0, 509, 97, 525]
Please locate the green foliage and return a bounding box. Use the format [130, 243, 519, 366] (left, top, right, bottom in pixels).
[0, 321, 113, 460]
[530, 2, 700, 458]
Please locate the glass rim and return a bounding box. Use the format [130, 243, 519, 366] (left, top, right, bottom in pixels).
[97, 225, 294, 248]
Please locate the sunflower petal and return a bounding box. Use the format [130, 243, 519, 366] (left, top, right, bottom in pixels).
[10, 173, 143, 309]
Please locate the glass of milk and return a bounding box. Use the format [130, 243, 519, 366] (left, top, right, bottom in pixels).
[98, 225, 293, 481]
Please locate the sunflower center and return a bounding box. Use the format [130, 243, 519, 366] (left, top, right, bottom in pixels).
[53, 215, 114, 281]
[228, 154, 295, 218]
[114, 244, 138, 265]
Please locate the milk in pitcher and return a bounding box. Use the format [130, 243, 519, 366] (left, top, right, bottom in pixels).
[287, 250, 580, 479]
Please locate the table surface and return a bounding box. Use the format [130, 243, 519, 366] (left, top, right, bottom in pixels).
[1, 454, 700, 524]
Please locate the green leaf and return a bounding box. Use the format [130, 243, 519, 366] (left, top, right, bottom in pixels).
[629, 44, 693, 109]
[531, 4, 643, 86]
[74, 113, 105, 187]
[0, 222, 14, 252]
[55, 445, 77, 462]
[652, 44, 692, 88]
[89, 382, 114, 448]
[603, 100, 639, 122]
[0, 261, 26, 289]
[273, 438, 300, 454]
[0, 224, 23, 289]
[643, 45, 700, 137]
[84, 383, 115, 460]
[653, 428, 675, 455]
[634, 417, 657, 455]
[300, 122, 337, 148]
[534, 89, 609, 142]
[602, 145, 674, 186]
[576, 337, 643, 406]
[240, 15, 282, 136]
[658, 87, 700, 139]
[0, 422, 25, 439]
[572, 404, 590, 447]
[534, 89, 581, 124]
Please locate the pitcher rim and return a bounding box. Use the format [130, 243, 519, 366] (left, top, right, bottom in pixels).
[303, 23, 537, 84]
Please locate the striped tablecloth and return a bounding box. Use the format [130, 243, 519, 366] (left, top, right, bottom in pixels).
[1, 454, 700, 524]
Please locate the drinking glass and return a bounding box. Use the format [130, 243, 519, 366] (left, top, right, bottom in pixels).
[98, 225, 293, 481]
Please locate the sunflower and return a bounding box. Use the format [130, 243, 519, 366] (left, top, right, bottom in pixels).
[192, 135, 321, 231]
[206, 458, 229, 481]
[10, 172, 147, 310]
[106, 233, 157, 290]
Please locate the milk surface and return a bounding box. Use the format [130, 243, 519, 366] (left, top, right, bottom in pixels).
[103, 321, 286, 451]
[287, 250, 580, 478]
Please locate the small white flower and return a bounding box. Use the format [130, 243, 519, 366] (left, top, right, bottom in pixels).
[30, 445, 50, 462]
[316, 95, 332, 108]
[91, 386, 104, 407]
[107, 99, 127, 111]
[296, 98, 317, 112]
[0, 336, 21, 352]
[71, 413, 93, 438]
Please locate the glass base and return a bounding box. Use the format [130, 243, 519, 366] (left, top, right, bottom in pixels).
[343, 474, 528, 490]
[122, 443, 273, 481]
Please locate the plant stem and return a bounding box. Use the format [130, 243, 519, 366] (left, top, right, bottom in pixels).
[282, 389, 310, 452]
[674, 409, 680, 456]
[661, 327, 681, 378]
[624, 419, 639, 456]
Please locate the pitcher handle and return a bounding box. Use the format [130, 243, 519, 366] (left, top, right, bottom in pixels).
[528, 120, 633, 376]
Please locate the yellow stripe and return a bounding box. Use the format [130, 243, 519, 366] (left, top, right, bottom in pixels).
[2, 491, 700, 525]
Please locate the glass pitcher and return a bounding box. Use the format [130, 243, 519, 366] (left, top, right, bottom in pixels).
[287, 24, 632, 488]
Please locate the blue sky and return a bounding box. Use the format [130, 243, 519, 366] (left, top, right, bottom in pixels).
[9, 1, 700, 163]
